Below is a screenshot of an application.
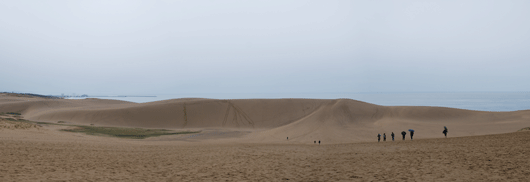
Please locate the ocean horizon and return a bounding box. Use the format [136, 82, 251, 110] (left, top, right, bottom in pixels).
[67, 92, 530, 112]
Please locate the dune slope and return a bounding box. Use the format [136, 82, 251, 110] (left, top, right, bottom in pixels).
[1, 94, 529, 143]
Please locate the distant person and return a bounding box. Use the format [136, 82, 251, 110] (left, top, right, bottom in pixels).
[377, 134, 381, 142]
[443, 126, 448, 138]
[287, 137, 288, 140]
[401, 131, 406, 140]
[383, 133, 386, 141]
[314, 141, 316, 144]
[391, 132, 395, 141]
[318, 140, 321, 145]
[410, 130, 414, 140]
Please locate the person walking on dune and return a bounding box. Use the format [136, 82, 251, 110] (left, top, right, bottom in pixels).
[391, 132, 395, 141]
[318, 140, 321, 145]
[401, 131, 406, 140]
[377, 134, 381, 142]
[443, 126, 448, 138]
[383, 133, 386, 141]
[410, 130, 414, 140]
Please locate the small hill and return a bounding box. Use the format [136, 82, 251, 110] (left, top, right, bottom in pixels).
[1, 95, 529, 143]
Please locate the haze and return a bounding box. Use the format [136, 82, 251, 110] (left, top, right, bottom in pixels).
[1, 0, 529, 96]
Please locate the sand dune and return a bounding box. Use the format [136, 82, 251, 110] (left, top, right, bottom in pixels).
[1, 94, 529, 143]
[1, 93, 530, 181]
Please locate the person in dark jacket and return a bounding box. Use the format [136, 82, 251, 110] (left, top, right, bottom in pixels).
[318, 140, 321, 145]
[391, 132, 395, 141]
[377, 134, 381, 142]
[410, 130, 414, 140]
[383, 133, 386, 141]
[443, 126, 448, 138]
[401, 131, 406, 140]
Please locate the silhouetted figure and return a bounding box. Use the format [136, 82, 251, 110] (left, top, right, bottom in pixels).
[314, 141, 316, 144]
[383, 133, 386, 141]
[318, 140, 321, 145]
[377, 134, 381, 142]
[443, 126, 448, 138]
[401, 131, 406, 140]
[287, 137, 288, 140]
[410, 131, 414, 140]
[391, 132, 395, 141]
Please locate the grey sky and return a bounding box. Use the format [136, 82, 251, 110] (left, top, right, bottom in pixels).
[1, 0, 529, 96]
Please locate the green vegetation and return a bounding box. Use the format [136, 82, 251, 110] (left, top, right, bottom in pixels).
[8, 119, 60, 125]
[1, 112, 22, 116]
[519, 127, 530, 132]
[60, 126, 199, 139]
[2, 116, 199, 139]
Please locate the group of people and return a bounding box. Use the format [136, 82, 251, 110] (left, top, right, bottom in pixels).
[286, 126, 450, 144]
[377, 131, 412, 142]
[377, 126, 448, 142]
[287, 137, 321, 145]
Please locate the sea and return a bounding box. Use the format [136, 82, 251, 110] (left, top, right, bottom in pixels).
[68, 92, 530, 112]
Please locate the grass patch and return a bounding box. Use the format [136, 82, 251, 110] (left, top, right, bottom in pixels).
[5, 119, 56, 126]
[1, 117, 197, 139]
[519, 127, 530, 132]
[60, 125, 200, 139]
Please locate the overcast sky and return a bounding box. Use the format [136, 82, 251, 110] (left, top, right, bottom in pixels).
[1, 0, 529, 96]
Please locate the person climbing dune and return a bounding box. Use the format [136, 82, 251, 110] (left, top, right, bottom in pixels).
[443, 126, 448, 138]
[391, 132, 395, 141]
[401, 131, 406, 140]
[383, 133, 386, 141]
[377, 133, 381, 142]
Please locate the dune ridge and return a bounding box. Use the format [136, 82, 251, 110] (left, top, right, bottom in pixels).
[1, 94, 529, 143]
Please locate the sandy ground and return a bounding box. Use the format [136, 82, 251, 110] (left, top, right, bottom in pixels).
[1, 94, 530, 181]
[1, 128, 529, 181]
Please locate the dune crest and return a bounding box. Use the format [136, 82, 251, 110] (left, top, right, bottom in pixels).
[1, 94, 529, 143]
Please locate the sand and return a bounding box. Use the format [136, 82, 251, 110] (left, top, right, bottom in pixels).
[1, 93, 529, 181]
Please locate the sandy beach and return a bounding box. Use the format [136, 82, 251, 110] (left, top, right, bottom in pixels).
[1, 93, 529, 181]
